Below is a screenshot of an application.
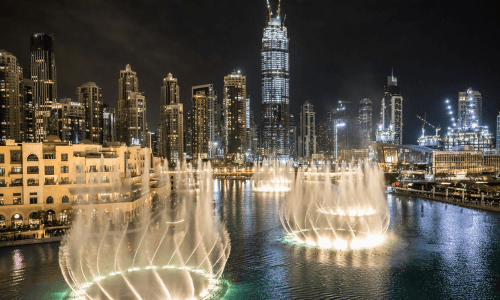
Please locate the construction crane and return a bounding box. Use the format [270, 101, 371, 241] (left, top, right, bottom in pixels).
[417, 114, 441, 137]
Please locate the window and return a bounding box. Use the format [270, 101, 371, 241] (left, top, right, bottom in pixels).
[11, 166, 22, 174]
[61, 153, 68, 161]
[46, 196, 53, 204]
[0, 154, 4, 163]
[62, 195, 69, 203]
[76, 165, 84, 173]
[10, 151, 21, 163]
[27, 154, 38, 161]
[30, 197, 37, 204]
[0, 194, 3, 206]
[0, 180, 5, 187]
[44, 153, 55, 159]
[27, 178, 38, 186]
[61, 166, 69, 173]
[0, 167, 4, 176]
[13, 198, 22, 205]
[45, 166, 54, 175]
[27, 166, 39, 174]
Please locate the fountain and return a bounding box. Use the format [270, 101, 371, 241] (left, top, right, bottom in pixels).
[252, 158, 294, 192]
[59, 158, 231, 300]
[281, 161, 390, 250]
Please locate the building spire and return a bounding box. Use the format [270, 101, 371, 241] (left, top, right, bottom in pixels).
[391, 67, 393, 79]
[278, 0, 281, 18]
[266, 0, 272, 20]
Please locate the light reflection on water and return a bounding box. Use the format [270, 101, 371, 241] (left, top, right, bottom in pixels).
[1, 181, 500, 299]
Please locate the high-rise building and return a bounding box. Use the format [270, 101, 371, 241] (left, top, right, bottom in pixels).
[497, 112, 500, 151]
[359, 98, 372, 149]
[289, 114, 297, 159]
[261, 6, 290, 159]
[102, 104, 117, 143]
[160, 73, 183, 162]
[249, 111, 259, 160]
[246, 96, 251, 155]
[191, 84, 217, 159]
[50, 98, 85, 144]
[30, 33, 57, 142]
[316, 123, 330, 155]
[459, 88, 482, 129]
[21, 79, 35, 143]
[223, 71, 247, 160]
[298, 101, 316, 158]
[117, 64, 139, 144]
[184, 111, 193, 159]
[382, 70, 403, 145]
[0, 50, 23, 142]
[126, 91, 148, 146]
[331, 100, 358, 151]
[77, 82, 103, 144]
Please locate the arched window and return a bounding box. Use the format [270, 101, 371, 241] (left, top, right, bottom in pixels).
[76, 195, 84, 203]
[27, 154, 39, 161]
[46, 196, 53, 204]
[29, 212, 40, 228]
[11, 214, 23, 228]
[0, 214, 5, 228]
[45, 210, 56, 222]
[62, 195, 69, 203]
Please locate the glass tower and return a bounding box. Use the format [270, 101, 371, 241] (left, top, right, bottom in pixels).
[261, 7, 290, 159]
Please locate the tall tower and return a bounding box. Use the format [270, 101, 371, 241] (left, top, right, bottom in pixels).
[0, 50, 23, 142]
[382, 69, 403, 145]
[359, 98, 372, 149]
[30, 33, 57, 142]
[161, 74, 183, 162]
[77, 82, 103, 144]
[298, 101, 316, 158]
[261, 2, 290, 159]
[118, 64, 139, 144]
[192, 84, 217, 158]
[458, 88, 482, 129]
[191, 90, 209, 159]
[223, 71, 247, 160]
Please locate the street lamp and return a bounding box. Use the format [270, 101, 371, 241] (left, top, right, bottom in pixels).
[334, 120, 345, 160]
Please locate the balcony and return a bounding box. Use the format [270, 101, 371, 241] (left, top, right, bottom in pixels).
[45, 180, 57, 185]
[59, 180, 73, 185]
[0, 183, 6, 187]
[10, 170, 22, 175]
[10, 182, 23, 187]
[27, 170, 39, 174]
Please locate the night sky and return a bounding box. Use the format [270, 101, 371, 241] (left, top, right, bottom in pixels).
[2, 0, 500, 145]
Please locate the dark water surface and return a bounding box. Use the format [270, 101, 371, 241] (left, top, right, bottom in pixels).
[1, 179, 500, 299]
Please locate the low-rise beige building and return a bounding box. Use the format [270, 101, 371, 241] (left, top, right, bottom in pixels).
[0, 136, 162, 230]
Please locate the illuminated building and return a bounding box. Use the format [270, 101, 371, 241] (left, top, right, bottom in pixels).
[102, 104, 117, 143]
[359, 98, 372, 149]
[126, 91, 148, 147]
[191, 89, 210, 159]
[160, 74, 183, 162]
[21, 79, 35, 143]
[298, 101, 316, 158]
[192, 84, 217, 159]
[378, 70, 403, 145]
[50, 98, 85, 144]
[77, 82, 103, 144]
[261, 4, 290, 159]
[0, 50, 23, 142]
[497, 111, 500, 150]
[223, 71, 246, 161]
[0, 138, 158, 229]
[331, 100, 358, 151]
[30, 33, 57, 142]
[458, 88, 482, 128]
[117, 64, 139, 145]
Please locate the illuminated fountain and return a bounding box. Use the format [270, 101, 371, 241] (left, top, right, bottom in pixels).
[59, 159, 231, 300]
[252, 158, 294, 192]
[281, 161, 390, 250]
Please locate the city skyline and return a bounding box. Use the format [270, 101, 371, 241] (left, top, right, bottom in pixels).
[1, 1, 500, 144]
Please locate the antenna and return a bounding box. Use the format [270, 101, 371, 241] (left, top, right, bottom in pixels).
[266, 0, 272, 21]
[278, 0, 281, 18]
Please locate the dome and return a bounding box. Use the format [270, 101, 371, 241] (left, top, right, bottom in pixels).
[360, 98, 372, 104]
[80, 139, 93, 144]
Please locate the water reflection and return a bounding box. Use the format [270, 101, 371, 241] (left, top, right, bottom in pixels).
[1, 181, 500, 299]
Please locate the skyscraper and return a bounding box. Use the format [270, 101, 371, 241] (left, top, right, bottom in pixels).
[51, 98, 85, 144]
[126, 91, 148, 146]
[459, 88, 482, 129]
[383, 70, 403, 145]
[261, 4, 290, 159]
[30, 33, 57, 142]
[103, 104, 117, 143]
[359, 98, 372, 149]
[298, 101, 316, 158]
[161, 74, 183, 162]
[77, 82, 103, 144]
[117, 64, 139, 144]
[223, 71, 247, 160]
[21, 79, 35, 143]
[192, 84, 217, 158]
[191, 90, 209, 159]
[497, 112, 500, 150]
[0, 50, 23, 142]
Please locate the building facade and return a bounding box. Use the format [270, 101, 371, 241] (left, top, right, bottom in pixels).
[102, 104, 117, 143]
[359, 98, 372, 149]
[77, 82, 103, 144]
[22, 79, 35, 143]
[191, 84, 216, 159]
[117, 64, 139, 145]
[0, 50, 23, 142]
[50, 98, 85, 144]
[298, 101, 316, 158]
[191, 90, 209, 159]
[126, 91, 148, 146]
[160, 73, 182, 161]
[223, 72, 247, 160]
[0, 138, 158, 229]
[30, 33, 57, 142]
[385, 71, 403, 145]
[261, 10, 290, 159]
[459, 88, 482, 129]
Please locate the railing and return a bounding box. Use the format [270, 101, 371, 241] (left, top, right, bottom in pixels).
[27, 170, 39, 174]
[9, 171, 22, 175]
[10, 160, 22, 164]
[27, 181, 39, 186]
[27, 158, 39, 162]
[0, 183, 7, 187]
[45, 181, 57, 185]
[59, 180, 73, 185]
[10, 182, 23, 187]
